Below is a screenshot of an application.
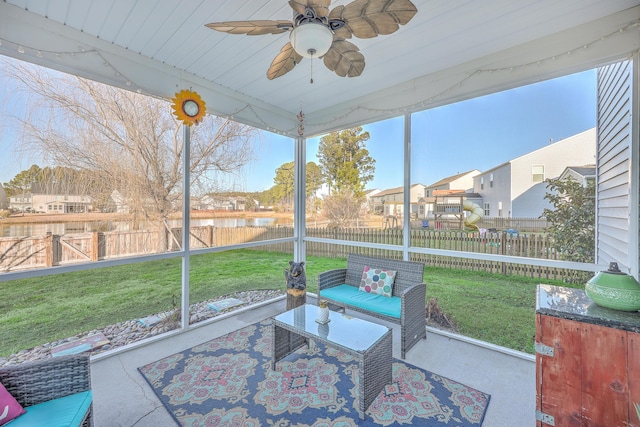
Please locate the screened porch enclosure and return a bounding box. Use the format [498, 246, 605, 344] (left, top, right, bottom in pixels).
[0, 1, 639, 361]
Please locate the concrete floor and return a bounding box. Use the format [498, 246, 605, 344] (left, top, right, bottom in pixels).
[90, 296, 535, 426]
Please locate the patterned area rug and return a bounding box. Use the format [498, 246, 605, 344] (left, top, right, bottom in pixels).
[139, 320, 490, 426]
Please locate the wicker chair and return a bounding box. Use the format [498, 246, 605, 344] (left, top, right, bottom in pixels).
[0, 353, 93, 427]
[318, 254, 427, 358]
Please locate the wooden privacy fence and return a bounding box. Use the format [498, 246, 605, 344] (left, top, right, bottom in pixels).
[476, 217, 547, 232]
[1, 226, 576, 280]
[0, 226, 294, 272]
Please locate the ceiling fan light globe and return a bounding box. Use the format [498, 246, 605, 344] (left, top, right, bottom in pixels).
[290, 22, 333, 58]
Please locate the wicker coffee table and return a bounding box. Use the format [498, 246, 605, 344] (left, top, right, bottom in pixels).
[272, 304, 392, 420]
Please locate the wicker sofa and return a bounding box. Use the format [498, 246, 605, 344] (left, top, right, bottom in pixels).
[0, 353, 93, 427]
[318, 254, 426, 358]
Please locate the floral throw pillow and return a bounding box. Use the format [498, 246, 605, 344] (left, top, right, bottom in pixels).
[359, 265, 397, 297]
[0, 382, 25, 426]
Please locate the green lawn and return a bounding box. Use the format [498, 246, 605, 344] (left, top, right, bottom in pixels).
[422, 267, 578, 352]
[0, 249, 575, 357]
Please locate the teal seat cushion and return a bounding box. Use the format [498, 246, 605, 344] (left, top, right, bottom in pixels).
[11, 391, 92, 427]
[321, 284, 401, 318]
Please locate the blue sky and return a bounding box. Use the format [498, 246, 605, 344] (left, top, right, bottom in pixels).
[240, 69, 596, 192]
[1, 59, 596, 192]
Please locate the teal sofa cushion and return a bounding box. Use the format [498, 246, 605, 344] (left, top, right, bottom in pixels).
[321, 284, 402, 318]
[11, 390, 92, 427]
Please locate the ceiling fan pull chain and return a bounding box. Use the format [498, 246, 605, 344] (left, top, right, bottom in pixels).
[309, 48, 316, 84]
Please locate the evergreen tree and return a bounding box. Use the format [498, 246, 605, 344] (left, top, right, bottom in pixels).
[317, 127, 375, 196]
[270, 161, 325, 211]
[542, 176, 595, 264]
[3, 165, 43, 197]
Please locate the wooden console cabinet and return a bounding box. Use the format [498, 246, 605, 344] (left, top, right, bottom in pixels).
[536, 285, 640, 427]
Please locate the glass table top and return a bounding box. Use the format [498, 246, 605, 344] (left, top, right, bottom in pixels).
[273, 304, 390, 352]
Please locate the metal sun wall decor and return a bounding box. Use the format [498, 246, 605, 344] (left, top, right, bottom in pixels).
[171, 89, 207, 126]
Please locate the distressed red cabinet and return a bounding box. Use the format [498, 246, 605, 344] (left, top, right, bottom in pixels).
[536, 285, 640, 427]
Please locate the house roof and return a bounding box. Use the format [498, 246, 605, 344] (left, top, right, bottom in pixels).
[427, 170, 480, 188]
[433, 190, 482, 197]
[476, 128, 597, 175]
[565, 166, 597, 177]
[372, 183, 426, 197]
[1, 2, 637, 137]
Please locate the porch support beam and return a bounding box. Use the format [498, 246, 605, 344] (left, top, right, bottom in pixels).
[294, 136, 306, 263]
[181, 125, 191, 329]
[403, 113, 411, 261]
[630, 51, 640, 278]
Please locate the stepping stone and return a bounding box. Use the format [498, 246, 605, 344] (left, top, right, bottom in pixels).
[138, 314, 164, 327]
[51, 332, 110, 357]
[207, 298, 244, 312]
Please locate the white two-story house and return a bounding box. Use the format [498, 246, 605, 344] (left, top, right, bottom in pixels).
[473, 128, 596, 218]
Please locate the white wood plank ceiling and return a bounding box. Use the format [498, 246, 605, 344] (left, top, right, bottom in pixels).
[1, 0, 639, 136]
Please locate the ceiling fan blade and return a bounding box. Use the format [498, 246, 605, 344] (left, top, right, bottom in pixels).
[289, 0, 331, 17]
[205, 20, 293, 35]
[323, 40, 365, 78]
[289, 0, 307, 15]
[267, 43, 304, 80]
[328, 0, 417, 39]
[328, 6, 353, 40]
[308, 0, 331, 17]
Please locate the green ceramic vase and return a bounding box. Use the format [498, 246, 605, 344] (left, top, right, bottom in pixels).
[585, 262, 640, 311]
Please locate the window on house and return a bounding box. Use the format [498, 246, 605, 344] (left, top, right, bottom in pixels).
[484, 202, 490, 216]
[490, 173, 494, 188]
[480, 177, 484, 190]
[532, 165, 545, 183]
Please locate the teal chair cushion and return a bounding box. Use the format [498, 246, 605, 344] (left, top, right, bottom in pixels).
[321, 284, 402, 318]
[11, 391, 92, 427]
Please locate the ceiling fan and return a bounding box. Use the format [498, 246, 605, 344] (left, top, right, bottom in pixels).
[205, 0, 417, 80]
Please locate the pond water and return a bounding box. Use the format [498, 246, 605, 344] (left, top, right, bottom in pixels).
[0, 217, 290, 238]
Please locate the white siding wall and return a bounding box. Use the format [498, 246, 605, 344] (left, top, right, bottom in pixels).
[596, 60, 633, 270]
[473, 165, 511, 217]
[449, 173, 479, 192]
[510, 129, 596, 217]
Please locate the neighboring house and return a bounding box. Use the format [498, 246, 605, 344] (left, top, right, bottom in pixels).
[8, 183, 94, 213]
[403, 171, 482, 220]
[199, 195, 249, 211]
[363, 188, 381, 214]
[558, 165, 596, 186]
[0, 183, 9, 210]
[31, 193, 93, 213]
[472, 128, 596, 218]
[108, 190, 130, 213]
[369, 184, 427, 217]
[424, 170, 480, 197]
[8, 192, 32, 212]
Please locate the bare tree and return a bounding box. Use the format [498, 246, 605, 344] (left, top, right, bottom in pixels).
[3, 58, 258, 250]
[322, 189, 365, 229]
